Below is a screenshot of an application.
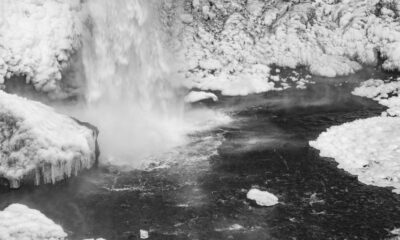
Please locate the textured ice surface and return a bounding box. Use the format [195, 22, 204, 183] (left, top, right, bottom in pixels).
[247, 189, 279, 206]
[163, 0, 400, 95]
[0, 91, 97, 188]
[0, 0, 83, 94]
[310, 117, 400, 193]
[0, 204, 67, 240]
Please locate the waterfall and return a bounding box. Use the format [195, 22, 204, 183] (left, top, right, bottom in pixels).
[73, 0, 187, 167]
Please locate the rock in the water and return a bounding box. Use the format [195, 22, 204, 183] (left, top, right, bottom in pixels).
[0, 204, 67, 240]
[0, 91, 99, 189]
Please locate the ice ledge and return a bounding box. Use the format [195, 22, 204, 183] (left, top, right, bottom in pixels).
[0, 91, 99, 189]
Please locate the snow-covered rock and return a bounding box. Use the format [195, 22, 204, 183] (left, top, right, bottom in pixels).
[310, 117, 400, 193]
[247, 189, 279, 206]
[0, 0, 84, 94]
[0, 91, 98, 188]
[0, 204, 67, 240]
[162, 0, 400, 95]
[184, 91, 218, 103]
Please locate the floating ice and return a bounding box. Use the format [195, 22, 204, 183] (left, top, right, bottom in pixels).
[247, 189, 279, 206]
[0, 91, 98, 188]
[0, 204, 67, 240]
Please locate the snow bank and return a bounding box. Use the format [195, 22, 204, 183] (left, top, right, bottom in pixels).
[353, 78, 400, 116]
[0, 91, 98, 188]
[184, 91, 218, 103]
[163, 0, 400, 95]
[310, 117, 400, 193]
[0, 204, 67, 240]
[0, 0, 84, 93]
[247, 189, 279, 206]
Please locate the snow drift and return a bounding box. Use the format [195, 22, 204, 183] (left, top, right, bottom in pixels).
[0, 91, 98, 189]
[0, 204, 67, 240]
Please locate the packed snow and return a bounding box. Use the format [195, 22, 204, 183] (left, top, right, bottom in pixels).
[162, 0, 400, 95]
[0, 0, 84, 95]
[247, 189, 279, 206]
[184, 91, 218, 103]
[353, 78, 400, 116]
[0, 91, 98, 188]
[310, 117, 400, 193]
[0, 204, 67, 240]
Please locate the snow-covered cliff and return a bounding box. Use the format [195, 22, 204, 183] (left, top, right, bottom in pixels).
[0, 0, 84, 95]
[166, 0, 400, 95]
[1, 0, 400, 98]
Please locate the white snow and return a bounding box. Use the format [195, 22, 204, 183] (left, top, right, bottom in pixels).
[247, 189, 279, 206]
[310, 117, 400, 193]
[163, 0, 400, 95]
[353, 78, 400, 116]
[0, 91, 97, 188]
[0, 0, 84, 93]
[184, 91, 218, 103]
[0, 204, 67, 240]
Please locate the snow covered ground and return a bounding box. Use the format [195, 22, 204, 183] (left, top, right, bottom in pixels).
[164, 0, 400, 95]
[310, 117, 400, 193]
[0, 204, 67, 240]
[0, 91, 98, 188]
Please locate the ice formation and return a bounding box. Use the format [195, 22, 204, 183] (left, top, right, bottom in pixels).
[0, 91, 98, 188]
[247, 189, 279, 206]
[353, 78, 400, 116]
[184, 91, 218, 103]
[310, 117, 400, 193]
[0, 204, 67, 240]
[163, 0, 400, 95]
[0, 0, 84, 94]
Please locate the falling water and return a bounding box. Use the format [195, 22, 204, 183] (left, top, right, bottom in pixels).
[72, 0, 189, 167]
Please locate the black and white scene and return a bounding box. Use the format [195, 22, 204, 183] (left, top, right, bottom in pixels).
[0, 0, 400, 239]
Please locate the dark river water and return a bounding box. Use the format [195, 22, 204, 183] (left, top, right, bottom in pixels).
[1, 68, 400, 240]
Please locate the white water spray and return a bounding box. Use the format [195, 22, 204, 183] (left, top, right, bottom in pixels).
[72, 0, 189, 167]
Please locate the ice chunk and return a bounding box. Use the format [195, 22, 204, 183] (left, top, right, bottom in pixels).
[247, 189, 279, 206]
[184, 91, 218, 103]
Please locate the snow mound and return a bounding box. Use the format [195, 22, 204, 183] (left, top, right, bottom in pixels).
[0, 204, 67, 240]
[0, 91, 98, 188]
[353, 78, 400, 116]
[310, 117, 400, 193]
[184, 91, 218, 103]
[0, 0, 84, 93]
[247, 189, 279, 206]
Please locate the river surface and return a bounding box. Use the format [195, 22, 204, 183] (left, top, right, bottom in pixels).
[1, 68, 400, 240]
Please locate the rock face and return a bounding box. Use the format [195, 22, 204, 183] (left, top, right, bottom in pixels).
[0, 91, 99, 189]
